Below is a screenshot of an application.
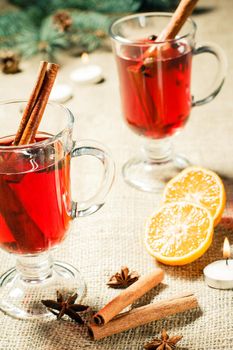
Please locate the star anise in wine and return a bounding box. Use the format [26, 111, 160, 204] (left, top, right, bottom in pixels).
[144, 329, 183, 350]
[107, 266, 140, 289]
[41, 291, 89, 324]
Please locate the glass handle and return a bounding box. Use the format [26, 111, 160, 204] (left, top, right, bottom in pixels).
[71, 140, 115, 218]
[192, 42, 227, 107]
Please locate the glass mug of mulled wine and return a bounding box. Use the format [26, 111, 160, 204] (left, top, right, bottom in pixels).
[0, 100, 115, 319]
[110, 13, 226, 192]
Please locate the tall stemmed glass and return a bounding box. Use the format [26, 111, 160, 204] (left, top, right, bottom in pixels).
[0, 100, 115, 319]
[110, 13, 226, 192]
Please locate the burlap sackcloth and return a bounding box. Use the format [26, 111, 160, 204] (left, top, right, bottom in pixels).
[0, 0, 233, 347]
[0, 169, 233, 350]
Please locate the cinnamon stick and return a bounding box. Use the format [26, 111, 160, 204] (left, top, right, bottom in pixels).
[14, 61, 48, 145]
[158, 0, 198, 41]
[93, 268, 164, 325]
[145, 0, 199, 59]
[88, 292, 198, 340]
[17, 63, 59, 145]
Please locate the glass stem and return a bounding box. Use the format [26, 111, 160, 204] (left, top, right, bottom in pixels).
[16, 252, 53, 284]
[142, 137, 173, 163]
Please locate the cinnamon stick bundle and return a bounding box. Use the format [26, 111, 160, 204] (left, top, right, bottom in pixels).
[89, 292, 198, 340]
[93, 268, 164, 325]
[13, 61, 48, 145]
[14, 61, 59, 145]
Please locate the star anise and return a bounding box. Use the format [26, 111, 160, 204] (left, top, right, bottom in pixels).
[41, 291, 89, 324]
[144, 329, 183, 350]
[107, 266, 140, 289]
[53, 11, 72, 32]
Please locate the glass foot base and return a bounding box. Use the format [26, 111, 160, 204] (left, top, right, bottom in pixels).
[122, 154, 190, 192]
[0, 261, 86, 320]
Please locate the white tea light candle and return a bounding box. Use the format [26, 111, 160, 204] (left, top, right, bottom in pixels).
[70, 53, 103, 84]
[203, 237, 233, 289]
[50, 84, 73, 103]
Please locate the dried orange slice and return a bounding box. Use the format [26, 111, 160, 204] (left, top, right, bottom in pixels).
[163, 167, 226, 226]
[145, 202, 214, 265]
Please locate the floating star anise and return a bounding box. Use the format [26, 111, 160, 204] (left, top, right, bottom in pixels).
[41, 291, 89, 324]
[107, 266, 140, 289]
[144, 329, 183, 350]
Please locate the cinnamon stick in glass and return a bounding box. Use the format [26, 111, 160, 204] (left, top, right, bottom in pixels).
[145, 0, 199, 60]
[93, 268, 164, 325]
[128, 0, 199, 130]
[159, 0, 198, 40]
[0, 61, 59, 252]
[13, 61, 48, 145]
[0, 178, 47, 252]
[130, 0, 199, 73]
[89, 292, 198, 340]
[16, 62, 59, 145]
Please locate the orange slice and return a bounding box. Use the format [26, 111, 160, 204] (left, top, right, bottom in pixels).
[145, 202, 214, 265]
[163, 167, 226, 226]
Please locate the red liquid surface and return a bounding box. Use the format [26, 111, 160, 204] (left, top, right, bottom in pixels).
[116, 41, 192, 138]
[0, 136, 71, 254]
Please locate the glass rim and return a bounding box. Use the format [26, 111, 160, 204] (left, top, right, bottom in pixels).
[109, 12, 197, 45]
[0, 99, 74, 150]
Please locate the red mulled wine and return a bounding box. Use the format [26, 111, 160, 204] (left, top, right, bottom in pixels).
[0, 135, 71, 254]
[116, 41, 192, 139]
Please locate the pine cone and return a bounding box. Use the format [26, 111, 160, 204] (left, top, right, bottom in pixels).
[0, 50, 21, 74]
[53, 10, 72, 32]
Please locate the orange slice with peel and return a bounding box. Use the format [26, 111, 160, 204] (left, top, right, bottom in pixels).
[163, 166, 226, 226]
[145, 202, 214, 266]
